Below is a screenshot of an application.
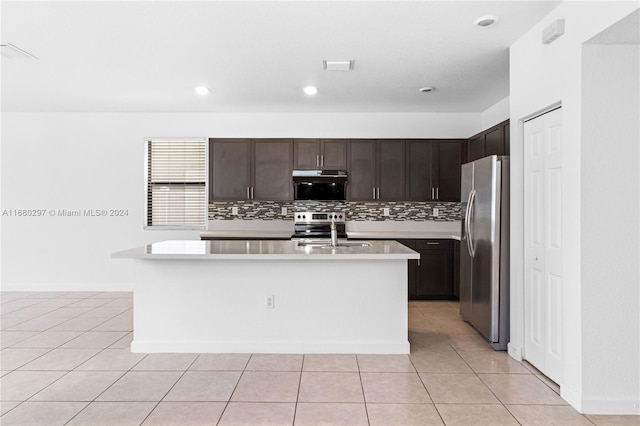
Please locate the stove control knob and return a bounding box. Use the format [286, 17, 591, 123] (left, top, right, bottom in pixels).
[339, 214, 343, 219]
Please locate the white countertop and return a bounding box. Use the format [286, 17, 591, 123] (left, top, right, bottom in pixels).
[202, 220, 461, 241]
[112, 240, 420, 260]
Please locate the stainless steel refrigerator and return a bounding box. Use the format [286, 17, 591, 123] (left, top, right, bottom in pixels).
[460, 155, 510, 350]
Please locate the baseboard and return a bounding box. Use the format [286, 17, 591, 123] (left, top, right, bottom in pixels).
[507, 342, 523, 361]
[131, 340, 411, 354]
[580, 396, 640, 415]
[561, 384, 583, 412]
[0, 283, 133, 292]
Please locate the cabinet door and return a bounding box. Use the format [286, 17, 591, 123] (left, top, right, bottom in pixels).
[209, 139, 251, 200]
[397, 239, 417, 300]
[453, 240, 460, 299]
[435, 141, 462, 202]
[378, 140, 405, 201]
[405, 140, 434, 201]
[484, 125, 504, 156]
[253, 139, 293, 200]
[503, 121, 510, 155]
[321, 140, 348, 169]
[294, 139, 321, 169]
[467, 134, 485, 162]
[415, 240, 452, 299]
[348, 140, 377, 201]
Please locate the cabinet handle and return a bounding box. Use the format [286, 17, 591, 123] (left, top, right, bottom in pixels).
[418, 259, 421, 267]
[436, 187, 439, 200]
[251, 187, 254, 199]
[431, 188, 434, 199]
[247, 187, 250, 199]
[316, 155, 320, 168]
[372, 188, 376, 199]
[376, 187, 380, 199]
[427, 242, 440, 245]
[321, 155, 324, 167]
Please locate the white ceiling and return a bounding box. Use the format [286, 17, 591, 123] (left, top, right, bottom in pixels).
[1, 1, 560, 113]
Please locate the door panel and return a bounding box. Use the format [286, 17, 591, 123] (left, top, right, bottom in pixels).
[469, 156, 499, 341]
[405, 140, 433, 201]
[524, 107, 563, 384]
[437, 141, 463, 202]
[467, 135, 485, 162]
[294, 139, 321, 169]
[378, 140, 405, 201]
[209, 139, 251, 200]
[484, 126, 504, 156]
[321, 140, 348, 169]
[459, 163, 473, 321]
[348, 140, 377, 201]
[253, 139, 293, 200]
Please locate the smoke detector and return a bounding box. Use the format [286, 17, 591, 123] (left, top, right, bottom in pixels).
[322, 60, 354, 71]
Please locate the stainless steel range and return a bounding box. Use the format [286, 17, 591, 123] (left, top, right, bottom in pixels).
[291, 211, 347, 241]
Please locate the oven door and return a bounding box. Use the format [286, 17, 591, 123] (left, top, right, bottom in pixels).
[293, 181, 346, 201]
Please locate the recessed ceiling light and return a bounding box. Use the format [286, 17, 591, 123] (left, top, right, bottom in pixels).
[474, 15, 500, 29]
[303, 86, 318, 96]
[194, 86, 209, 96]
[419, 86, 436, 93]
[0, 43, 38, 60]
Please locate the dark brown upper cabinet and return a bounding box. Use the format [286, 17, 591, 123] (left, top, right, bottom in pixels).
[293, 139, 348, 170]
[405, 140, 434, 201]
[406, 140, 463, 202]
[348, 140, 405, 201]
[209, 139, 293, 201]
[435, 141, 463, 202]
[466, 119, 510, 163]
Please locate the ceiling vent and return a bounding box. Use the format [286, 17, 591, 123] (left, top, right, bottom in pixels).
[542, 19, 565, 44]
[0, 43, 38, 60]
[322, 60, 354, 71]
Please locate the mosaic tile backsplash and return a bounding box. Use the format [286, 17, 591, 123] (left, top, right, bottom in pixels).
[209, 201, 461, 221]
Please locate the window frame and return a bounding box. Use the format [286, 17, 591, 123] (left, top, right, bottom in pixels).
[143, 137, 208, 230]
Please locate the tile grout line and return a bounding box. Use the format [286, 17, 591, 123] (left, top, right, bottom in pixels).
[1, 294, 132, 421]
[354, 354, 372, 425]
[137, 353, 203, 425]
[62, 349, 146, 425]
[215, 353, 254, 426]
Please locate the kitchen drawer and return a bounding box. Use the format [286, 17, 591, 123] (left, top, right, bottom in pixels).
[415, 239, 451, 250]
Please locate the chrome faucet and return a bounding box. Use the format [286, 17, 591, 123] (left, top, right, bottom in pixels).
[330, 218, 338, 247]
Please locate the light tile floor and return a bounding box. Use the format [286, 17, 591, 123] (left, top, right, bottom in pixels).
[1, 291, 638, 425]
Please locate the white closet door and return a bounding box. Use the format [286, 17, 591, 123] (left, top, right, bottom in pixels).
[524, 107, 563, 383]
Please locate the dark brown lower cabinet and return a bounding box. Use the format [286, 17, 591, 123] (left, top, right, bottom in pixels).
[453, 240, 460, 299]
[396, 239, 456, 300]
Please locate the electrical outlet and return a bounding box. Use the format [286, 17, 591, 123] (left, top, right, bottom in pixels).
[281, 207, 287, 215]
[231, 207, 238, 215]
[383, 208, 390, 216]
[432, 208, 439, 217]
[265, 295, 275, 309]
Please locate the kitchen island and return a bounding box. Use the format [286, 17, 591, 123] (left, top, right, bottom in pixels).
[113, 240, 419, 354]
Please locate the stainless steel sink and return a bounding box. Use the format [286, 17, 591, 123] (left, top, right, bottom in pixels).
[297, 241, 372, 248]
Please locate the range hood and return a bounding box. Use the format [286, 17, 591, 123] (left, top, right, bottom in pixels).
[292, 170, 347, 181]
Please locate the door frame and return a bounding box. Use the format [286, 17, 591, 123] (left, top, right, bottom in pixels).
[509, 101, 562, 366]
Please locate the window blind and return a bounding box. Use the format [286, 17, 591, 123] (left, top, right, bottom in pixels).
[145, 138, 207, 229]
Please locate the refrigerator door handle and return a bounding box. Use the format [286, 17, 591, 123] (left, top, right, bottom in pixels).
[464, 190, 473, 256]
[468, 189, 477, 257]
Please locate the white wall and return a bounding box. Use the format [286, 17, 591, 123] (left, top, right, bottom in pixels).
[480, 96, 510, 130]
[581, 43, 639, 413]
[0, 112, 479, 290]
[509, 1, 639, 414]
